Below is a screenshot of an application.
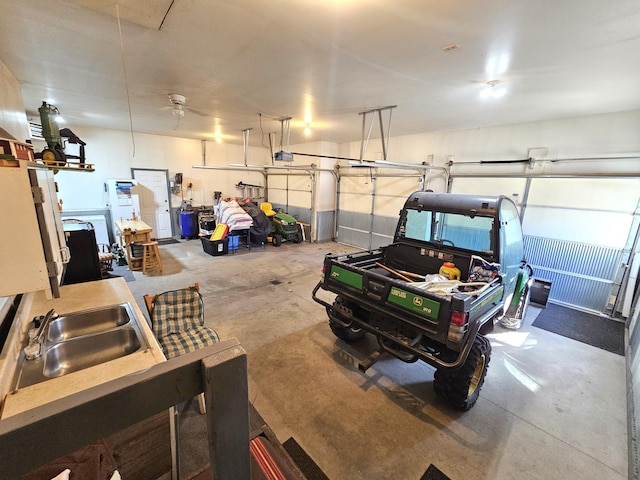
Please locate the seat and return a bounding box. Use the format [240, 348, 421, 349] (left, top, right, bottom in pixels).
[142, 241, 163, 274]
[143, 284, 219, 413]
[260, 202, 277, 217]
[97, 243, 115, 277]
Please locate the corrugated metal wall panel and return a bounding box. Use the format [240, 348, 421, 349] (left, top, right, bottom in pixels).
[524, 235, 623, 312]
[372, 215, 397, 238]
[337, 212, 396, 249]
[528, 267, 611, 311]
[337, 226, 370, 248]
[525, 236, 621, 279]
[316, 211, 335, 242]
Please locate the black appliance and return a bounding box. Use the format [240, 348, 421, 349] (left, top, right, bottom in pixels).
[62, 221, 102, 285]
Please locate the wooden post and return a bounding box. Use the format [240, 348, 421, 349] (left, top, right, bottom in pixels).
[0, 339, 248, 480]
[203, 344, 251, 480]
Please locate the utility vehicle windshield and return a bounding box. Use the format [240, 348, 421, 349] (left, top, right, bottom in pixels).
[398, 209, 494, 253]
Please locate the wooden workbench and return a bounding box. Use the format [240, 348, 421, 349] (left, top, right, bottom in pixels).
[115, 219, 153, 271]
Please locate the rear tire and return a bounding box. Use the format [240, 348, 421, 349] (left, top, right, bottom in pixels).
[326, 298, 365, 343]
[433, 335, 491, 411]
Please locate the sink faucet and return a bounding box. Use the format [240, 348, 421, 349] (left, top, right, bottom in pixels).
[24, 309, 57, 360]
[33, 309, 57, 344]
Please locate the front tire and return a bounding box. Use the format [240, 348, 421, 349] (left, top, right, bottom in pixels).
[433, 335, 491, 411]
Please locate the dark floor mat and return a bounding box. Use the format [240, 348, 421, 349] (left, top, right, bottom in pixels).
[105, 264, 135, 282]
[420, 464, 452, 480]
[532, 303, 624, 356]
[282, 437, 330, 480]
[158, 238, 181, 245]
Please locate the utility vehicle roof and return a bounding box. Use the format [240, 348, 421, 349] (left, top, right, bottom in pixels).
[403, 192, 507, 217]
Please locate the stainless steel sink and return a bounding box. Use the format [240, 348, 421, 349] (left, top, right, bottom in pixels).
[46, 304, 131, 343]
[43, 327, 142, 378]
[13, 302, 150, 390]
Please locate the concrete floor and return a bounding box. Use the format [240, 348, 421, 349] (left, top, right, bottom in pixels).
[124, 239, 628, 480]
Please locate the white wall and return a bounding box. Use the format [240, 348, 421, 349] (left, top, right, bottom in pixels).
[339, 109, 640, 186]
[24, 121, 339, 214]
[30, 128, 274, 211]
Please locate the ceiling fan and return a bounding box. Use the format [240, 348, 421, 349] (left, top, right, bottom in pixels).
[168, 93, 187, 118]
[166, 93, 209, 118]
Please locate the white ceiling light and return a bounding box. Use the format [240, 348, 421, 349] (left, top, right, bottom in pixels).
[480, 80, 507, 99]
[441, 43, 460, 52]
[169, 93, 187, 117]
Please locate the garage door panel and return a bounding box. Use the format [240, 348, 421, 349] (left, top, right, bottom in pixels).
[528, 178, 640, 211]
[450, 175, 639, 313]
[450, 177, 527, 203]
[267, 190, 288, 205]
[375, 176, 420, 196]
[372, 215, 397, 241]
[523, 207, 632, 248]
[374, 195, 406, 217]
[267, 176, 288, 189]
[340, 192, 373, 214]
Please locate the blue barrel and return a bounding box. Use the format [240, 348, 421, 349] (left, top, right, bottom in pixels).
[180, 211, 198, 238]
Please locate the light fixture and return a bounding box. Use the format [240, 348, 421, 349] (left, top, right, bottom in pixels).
[441, 43, 460, 52]
[480, 79, 507, 99]
[169, 93, 187, 118]
[172, 104, 185, 117]
[304, 123, 311, 136]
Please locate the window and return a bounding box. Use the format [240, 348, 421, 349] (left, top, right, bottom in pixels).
[400, 209, 493, 252]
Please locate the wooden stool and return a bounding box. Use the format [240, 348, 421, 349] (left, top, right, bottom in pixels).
[142, 241, 163, 274]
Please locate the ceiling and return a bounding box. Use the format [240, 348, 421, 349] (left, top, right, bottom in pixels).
[1, 0, 639, 148]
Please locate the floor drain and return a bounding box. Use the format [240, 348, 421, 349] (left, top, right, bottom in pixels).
[270, 279, 282, 285]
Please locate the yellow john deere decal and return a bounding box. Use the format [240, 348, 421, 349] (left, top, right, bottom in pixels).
[387, 287, 440, 320]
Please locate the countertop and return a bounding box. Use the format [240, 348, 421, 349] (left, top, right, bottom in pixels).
[115, 219, 152, 233]
[0, 278, 166, 418]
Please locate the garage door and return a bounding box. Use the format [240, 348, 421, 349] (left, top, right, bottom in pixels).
[450, 176, 640, 314]
[336, 169, 423, 250]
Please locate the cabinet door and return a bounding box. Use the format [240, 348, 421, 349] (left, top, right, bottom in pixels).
[29, 167, 68, 295]
[0, 165, 50, 296]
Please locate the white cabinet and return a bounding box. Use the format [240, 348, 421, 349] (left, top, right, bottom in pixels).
[0, 162, 68, 298]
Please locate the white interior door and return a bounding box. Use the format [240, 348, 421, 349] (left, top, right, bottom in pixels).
[132, 169, 172, 239]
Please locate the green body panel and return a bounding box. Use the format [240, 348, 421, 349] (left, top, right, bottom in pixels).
[387, 287, 441, 320]
[470, 286, 504, 316]
[511, 268, 531, 306]
[275, 212, 297, 224]
[272, 212, 298, 236]
[330, 266, 363, 290]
